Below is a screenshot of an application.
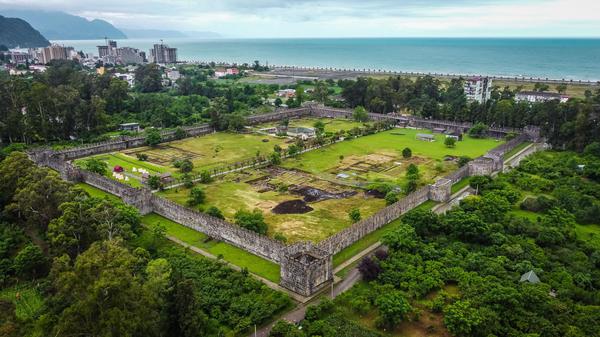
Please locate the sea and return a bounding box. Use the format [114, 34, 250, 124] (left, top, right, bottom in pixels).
[52, 38, 600, 81]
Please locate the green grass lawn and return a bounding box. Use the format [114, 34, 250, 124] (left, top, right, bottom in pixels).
[282, 128, 502, 184]
[75, 152, 170, 187]
[74, 182, 123, 202]
[0, 283, 44, 321]
[252, 117, 369, 134]
[451, 177, 472, 194]
[141, 213, 281, 283]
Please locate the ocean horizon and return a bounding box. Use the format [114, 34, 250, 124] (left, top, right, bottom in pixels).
[53, 37, 600, 81]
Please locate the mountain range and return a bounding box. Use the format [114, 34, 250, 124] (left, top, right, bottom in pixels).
[0, 15, 50, 48]
[0, 9, 126, 40]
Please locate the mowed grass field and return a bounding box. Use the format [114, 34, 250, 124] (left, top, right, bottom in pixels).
[75, 152, 169, 187]
[252, 117, 369, 133]
[125, 132, 289, 173]
[282, 128, 503, 183]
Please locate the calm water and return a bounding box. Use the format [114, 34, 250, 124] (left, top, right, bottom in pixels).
[54, 38, 600, 80]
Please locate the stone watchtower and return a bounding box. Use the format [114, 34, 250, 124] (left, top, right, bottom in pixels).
[429, 178, 452, 202]
[468, 156, 496, 176]
[280, 242, 333, 297]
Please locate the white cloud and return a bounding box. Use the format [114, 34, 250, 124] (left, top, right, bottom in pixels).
[1, 0, 598, 37]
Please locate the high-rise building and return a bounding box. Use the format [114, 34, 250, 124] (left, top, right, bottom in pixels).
[117, 47, 145, 64]
[38, 44, 72, 64]
[464, 77, 492, 103]
[150, 43, 177, 64]
[97, 45, 109, 58]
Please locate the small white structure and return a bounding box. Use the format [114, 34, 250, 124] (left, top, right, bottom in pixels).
[520, 270, 540, 284]
[515, 91, 570, 103]
[416, 133, 435, 142]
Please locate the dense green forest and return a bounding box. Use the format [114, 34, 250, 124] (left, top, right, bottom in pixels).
[2, 61, 599, 152]
[0, 152, 290, 336]
[2, 61, 600, 336]
[271, 148, 600, 337]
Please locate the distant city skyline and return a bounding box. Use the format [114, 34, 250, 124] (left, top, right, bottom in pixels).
[1, 0, 599, 38]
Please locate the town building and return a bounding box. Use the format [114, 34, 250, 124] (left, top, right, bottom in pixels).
[117, 47, 145, 64]
[119, 122, 141, 132]
[464, 77, 493, 103]
[7, 51, 30, 64]
[150, 43, 177, 64]
[166, 69, 181, 81]
[114, 73, 135, 87]
[38, 44, 73, 64]
[277, 89, 296, 98]
[515, 91, 570, 103]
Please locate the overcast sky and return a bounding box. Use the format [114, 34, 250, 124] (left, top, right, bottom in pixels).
[1, 0, 599, 38]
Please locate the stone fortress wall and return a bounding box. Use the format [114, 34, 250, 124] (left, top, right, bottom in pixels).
[29, 106, 543, 297]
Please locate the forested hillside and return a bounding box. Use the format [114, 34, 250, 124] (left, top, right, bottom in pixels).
[0, 15, 49, 48]
[0, 10, 126, 40]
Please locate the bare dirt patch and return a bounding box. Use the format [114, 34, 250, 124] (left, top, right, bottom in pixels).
[272, 199, 314, 214]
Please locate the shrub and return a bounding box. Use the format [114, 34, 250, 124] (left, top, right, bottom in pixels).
[174, 127, 186, 140]
[234, 209, 268, 234]
[444, 137, 456, 148]
[402, 147, 412, 158]
[385, 191, 399, 205]
[458, 156, 471, 167]
[145, 128, 161, 146]
[468, 122, 489, 138]
[199, 170, 213, 184]
[136, 153, 148, 161]
[205, 206, 224, 219]
[349, 208, 361, 223]
[82, 158, 108, 175]
[187, 187, 205, 206]
[179, 159, 193, 173]
[147, 175, 162, 190]
[358, 256, 381, 281]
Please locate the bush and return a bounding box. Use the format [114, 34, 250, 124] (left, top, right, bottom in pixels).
[458, 156, 471, 167]
[147, 175, 162, 190]
[145, 128, 161, 146]
[358, 256, 381, 281]
[174, 127, 187, 140]
[179, 159, 193, 173]
[385, 191, 399, 205]
[444, 137, 456, 148]
[82, 158, 108, 175]
[234, 209, 268, 234]
[468, 122, 489, 138]
[402, 147, 412, 158]
[205, 206, 224, 219]
[136, 153, 148, 161]
[187, 187, 206, 206]
[199, 171, 213, 184]
[349, 208, 361, 223]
